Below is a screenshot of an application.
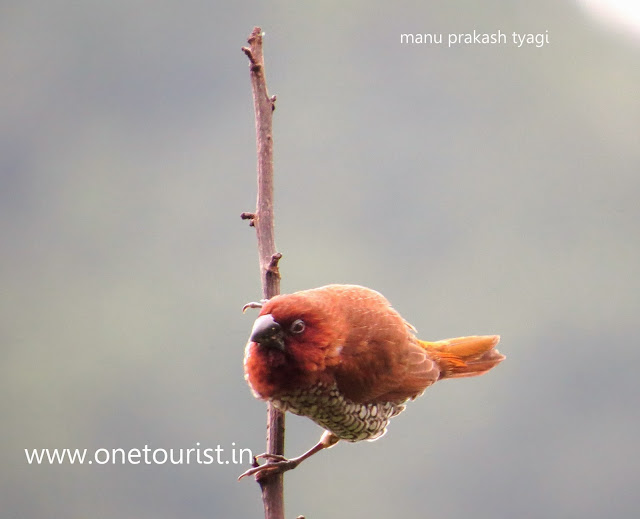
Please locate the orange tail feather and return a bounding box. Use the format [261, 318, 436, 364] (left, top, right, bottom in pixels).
[419, 335, 504, 380]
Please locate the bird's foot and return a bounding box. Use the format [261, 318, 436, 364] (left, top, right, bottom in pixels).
[238, 433, 337, 482]
[237, 453, 300, 481]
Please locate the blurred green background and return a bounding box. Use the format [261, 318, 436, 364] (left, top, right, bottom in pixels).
[2, 1, 639, 518]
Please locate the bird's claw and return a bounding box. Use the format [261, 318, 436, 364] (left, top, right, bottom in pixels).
[237, 453, 299, 481]
[242, 300, 268, 313]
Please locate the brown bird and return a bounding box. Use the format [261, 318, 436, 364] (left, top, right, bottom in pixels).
[239, 284, 504, 480]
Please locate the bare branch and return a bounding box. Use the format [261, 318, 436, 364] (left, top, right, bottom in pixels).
[241, 26, 287, 519]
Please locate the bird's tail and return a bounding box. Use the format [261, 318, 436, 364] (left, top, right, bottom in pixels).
[419, 335, 504, 380]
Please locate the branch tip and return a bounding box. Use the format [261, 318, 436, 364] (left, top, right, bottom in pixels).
[247, 26, 263, 41]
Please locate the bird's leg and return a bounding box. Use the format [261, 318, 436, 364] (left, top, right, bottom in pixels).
[238, 431, 339, 481]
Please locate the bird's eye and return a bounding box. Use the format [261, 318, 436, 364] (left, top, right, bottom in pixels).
[289, 319, 306, 334]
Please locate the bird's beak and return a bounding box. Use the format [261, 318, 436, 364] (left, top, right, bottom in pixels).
[250, 314, 285, 351]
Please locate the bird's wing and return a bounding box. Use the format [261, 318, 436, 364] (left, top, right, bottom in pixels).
[333, 337, 440, 404]
[374, 341, 441, 402]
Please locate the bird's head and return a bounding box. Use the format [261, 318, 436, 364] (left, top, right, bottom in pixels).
[243, 289, 345, 398]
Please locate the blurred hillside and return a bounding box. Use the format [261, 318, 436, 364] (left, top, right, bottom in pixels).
[2, 1, 639, 518]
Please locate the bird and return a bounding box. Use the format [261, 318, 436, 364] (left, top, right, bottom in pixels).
[239, 284, 504, 480]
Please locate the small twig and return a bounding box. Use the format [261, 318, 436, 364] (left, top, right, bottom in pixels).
[240, 212, 256, 227]
[266, 253, 283, 285]
[241, 46, 258, 67]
